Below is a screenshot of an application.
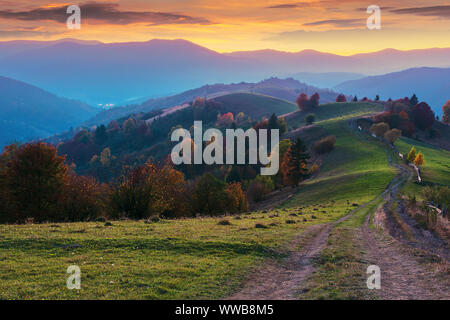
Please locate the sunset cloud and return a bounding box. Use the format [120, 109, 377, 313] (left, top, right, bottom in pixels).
[391, 5, 450, 19]
[0, 1, 449, 53]
[0, 2, 212, 25]
[303, 19, 365, 28]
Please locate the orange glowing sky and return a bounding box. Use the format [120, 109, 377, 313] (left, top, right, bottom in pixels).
[0, 0, 449, 54]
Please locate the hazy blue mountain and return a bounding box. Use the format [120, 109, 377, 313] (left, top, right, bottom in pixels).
[0, 39, 449, 106]
[0, 76, 98, 147]
[335, 67, 450, 116]
[288, 72, 365, 88]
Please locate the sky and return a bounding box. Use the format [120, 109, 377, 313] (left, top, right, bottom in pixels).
[0, 0, 449, 54]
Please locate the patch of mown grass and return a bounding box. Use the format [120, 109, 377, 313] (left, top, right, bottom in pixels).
[0, 202, 345, 299]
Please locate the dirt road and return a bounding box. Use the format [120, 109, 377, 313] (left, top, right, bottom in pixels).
[228, 120, 449, 300]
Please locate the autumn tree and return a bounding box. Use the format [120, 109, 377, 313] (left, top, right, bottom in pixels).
[281, 138, 310, 186]
[296, 93, 310, 111]
[226, 182, 248, 213]
[109, 165, 154, 220]
[5, 143, 69, 222]
[384, 129, 402, 144]
[336, 94, 347, 103]
[414, 152, 425, 166]
[370, 122, 390, 137]
[217, 112, 234, 127]
[411, 102, 435, 130]
[61, 173, 104, 222]
[442, 101, 450, 124]
[310, 93, 320, 108]
[406, 146, 416, 163]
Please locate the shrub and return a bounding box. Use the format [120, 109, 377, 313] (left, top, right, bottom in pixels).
[218, 219, 232, 226]
[226, 182, 249, 213]
[60, 174, 104, 222]
[384, 129, 402, 144]
[193, 173, 229, 216]
[109, 165, 154, 220]
[313, 136, 337, 154]
[247, 179, 271, 202]
[370, 122, 389, 137]
[305, 114, 316, 125]
[109, 163, 188, 220]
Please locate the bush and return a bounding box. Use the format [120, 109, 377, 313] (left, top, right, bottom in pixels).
[192, 173, 229, 216]
[246, 175, 274, 202]
[305, 114, 316, 125]
[109, 163, 188, 220]
[60, 174, 104, 222]
[226, 182, 249, 213]
[384, 128, 402, 144]
[313, 136, 337, 154]
[370, 122, 389, 137]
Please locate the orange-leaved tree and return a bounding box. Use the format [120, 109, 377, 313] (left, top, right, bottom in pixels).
[5, 142, 69, 222]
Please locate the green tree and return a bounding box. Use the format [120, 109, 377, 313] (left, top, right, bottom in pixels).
[281, 138, 310, 186]
[193, 173, 229, 215]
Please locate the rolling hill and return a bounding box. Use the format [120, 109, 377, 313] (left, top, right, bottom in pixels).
[0, 76, 98, 147]
[213, 93, 297, 119]
[84, 78, 341, 126]
[335, 67, 450, 116]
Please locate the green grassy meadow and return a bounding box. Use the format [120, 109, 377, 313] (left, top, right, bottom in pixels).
[285, 102, 384, 129]
[0, 108, 400, 299]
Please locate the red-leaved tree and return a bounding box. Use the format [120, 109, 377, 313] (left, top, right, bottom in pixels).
[411, 102, 435, 130]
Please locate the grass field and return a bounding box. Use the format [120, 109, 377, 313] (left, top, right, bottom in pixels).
[395, 137, 450, 197]
[285, 102, 384, 130]
[215, 92, 298, 119]
[0, 114, 398, 300]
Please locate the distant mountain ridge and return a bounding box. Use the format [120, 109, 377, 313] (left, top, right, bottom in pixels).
[84, 77, 342, 126]
[0, 38, 449, 105]
[335, 67, 450, 116]
[0, 76, 98, 147]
